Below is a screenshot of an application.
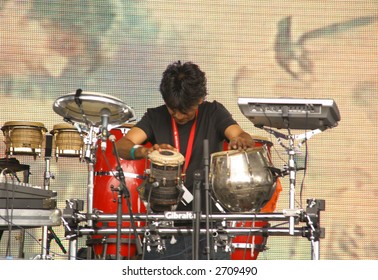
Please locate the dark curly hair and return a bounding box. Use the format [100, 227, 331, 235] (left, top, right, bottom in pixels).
[159, 61, 207, 113]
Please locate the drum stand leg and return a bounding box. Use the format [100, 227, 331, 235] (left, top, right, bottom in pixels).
[287, 135, 296, 235]
[303, 199, 325, 260]
[68, 238, 78, 260]
[41, 157, 52, 259]
[312, 241, 320, 260]
[36, 135, 55, 260]
[86, 162, 95, 260]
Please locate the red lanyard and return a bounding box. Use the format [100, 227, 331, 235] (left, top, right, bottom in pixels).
[171, 110, 198, 173]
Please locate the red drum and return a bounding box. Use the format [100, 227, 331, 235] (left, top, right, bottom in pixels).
[90, 124, 148, 259]
[224, 136, 282, 260]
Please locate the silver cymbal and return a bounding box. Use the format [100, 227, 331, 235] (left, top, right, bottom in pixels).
[52, 90, 135, 126]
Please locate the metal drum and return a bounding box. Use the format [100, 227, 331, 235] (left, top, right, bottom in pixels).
[227, 137, 282, 260]
[50, 123, 84, 159]
[138, 149, 185, 212]
[210, 146, 276, 213]
[1, 121, 47, 158]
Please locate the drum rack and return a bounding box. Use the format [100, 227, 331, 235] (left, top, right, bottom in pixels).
[61, 197, 325, 260]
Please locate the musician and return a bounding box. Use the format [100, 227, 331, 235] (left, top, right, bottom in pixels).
[115, 60, 255, 260]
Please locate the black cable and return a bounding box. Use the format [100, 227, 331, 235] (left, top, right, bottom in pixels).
[262, 107, 287, 165]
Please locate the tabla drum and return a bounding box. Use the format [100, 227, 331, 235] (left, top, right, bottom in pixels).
[210, 146, 276, 213]
[137, 149, 185, 212]
[89, 124, 148, 259]
[50, 123, 84, 159]
[1, 121, 47, 158]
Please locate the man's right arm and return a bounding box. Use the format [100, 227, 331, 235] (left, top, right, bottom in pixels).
[115, 127, 150, 160]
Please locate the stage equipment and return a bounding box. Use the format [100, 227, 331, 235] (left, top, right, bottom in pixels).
[52, 90, 137, 260]
[238, 97, 340, 259]
[0, 179, 60, 228]
[0, 158, 30, 183]
[237, 97, 340, 130]
[61, 198, 325, 260]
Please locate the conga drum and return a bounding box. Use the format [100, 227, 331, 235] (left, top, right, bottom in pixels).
[1, 121, 47, 158]
[219, 136, 282, 260]
[89, 124, 148, 259]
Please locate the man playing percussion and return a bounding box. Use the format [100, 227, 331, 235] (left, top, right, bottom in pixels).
[115, 60, 255, 260]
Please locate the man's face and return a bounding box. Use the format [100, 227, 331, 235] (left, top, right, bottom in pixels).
[167, 104, 199, 125]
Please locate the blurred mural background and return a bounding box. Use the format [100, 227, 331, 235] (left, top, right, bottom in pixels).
[0, 0, 377, 260]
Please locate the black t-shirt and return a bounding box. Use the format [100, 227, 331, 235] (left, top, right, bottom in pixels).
[136, 100, 237, 212]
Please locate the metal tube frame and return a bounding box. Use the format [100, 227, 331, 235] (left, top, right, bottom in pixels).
[63, 203, 324, 260]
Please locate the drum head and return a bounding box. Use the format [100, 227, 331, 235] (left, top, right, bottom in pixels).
[1, 121, 47, 131]
[148, 149, 185, 166]
[52, 91, 135, 126]
[51, 123, 77, 131]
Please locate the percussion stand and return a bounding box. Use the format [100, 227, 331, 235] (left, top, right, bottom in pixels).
[261, 125, 323, 259]
[81, 125, 100, 260]
[35, 134, 55, 260]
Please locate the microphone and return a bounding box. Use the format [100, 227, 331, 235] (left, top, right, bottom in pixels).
[193, 170, 202, 211]
[44, 134, 53, 158]
[192, 169, 202, 260]
[74, 88, 82, 107]
[100, 108, 111, 151]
